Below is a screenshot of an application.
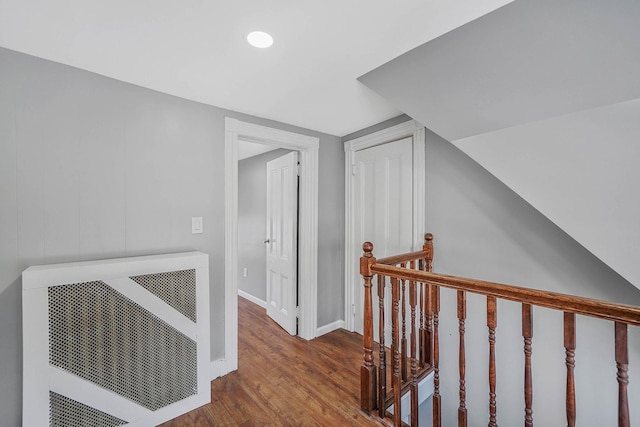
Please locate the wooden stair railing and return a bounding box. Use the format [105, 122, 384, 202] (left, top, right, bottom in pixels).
[361, 233, 640, 427]
[361, 234, 436, 426]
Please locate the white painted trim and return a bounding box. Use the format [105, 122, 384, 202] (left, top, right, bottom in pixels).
[210, 358, 234, 381]
[22, 287, 49, 427]
[343, 120, 426, 332]
[22, 252, 210, 427]
[49, 366, 152, 421]
[22, 251, 209, 289]
[238, 289, 267, 308]
[346, 120, 424, 152]
[105, 277, 196, 340]
[225, 118, 320, 374]
[316, 320, 345, 337]
[412, 126, 427, 251]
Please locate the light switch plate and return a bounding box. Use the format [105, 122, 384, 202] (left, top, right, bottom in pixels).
[191, 217, 203, 234]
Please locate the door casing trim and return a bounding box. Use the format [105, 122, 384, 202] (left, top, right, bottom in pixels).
[343, 119, 426, 332]
[224, 118, 319, 373]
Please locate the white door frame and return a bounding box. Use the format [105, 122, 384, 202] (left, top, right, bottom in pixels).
[224, 118, 319, 373]
[343, 120, 426, 332]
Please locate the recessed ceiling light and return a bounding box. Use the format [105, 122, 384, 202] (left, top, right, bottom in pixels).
[246, 31, 274, 48]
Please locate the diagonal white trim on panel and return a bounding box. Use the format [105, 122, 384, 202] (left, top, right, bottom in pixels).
[49, 366, 152, 422]
[104, 277, 197, 340]
[22, 251, 210, 427]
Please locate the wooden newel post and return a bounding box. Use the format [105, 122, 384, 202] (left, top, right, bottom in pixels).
[361, 242, 377, 414]
[423, 233, 434, 271]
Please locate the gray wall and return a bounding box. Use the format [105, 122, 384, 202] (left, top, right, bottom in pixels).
[0, 47, 344, 425]
[238, 149, 291, 303]
[348, 118, 640, 425]
[453, 99, 640, 291]
[424, 126, 640, 426]
[317, 123, 346, 326]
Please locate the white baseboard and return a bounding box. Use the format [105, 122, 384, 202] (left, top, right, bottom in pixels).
[316, 320, 345, 337]
[210, 358, 235, 381]
[238, 289, 267, 308]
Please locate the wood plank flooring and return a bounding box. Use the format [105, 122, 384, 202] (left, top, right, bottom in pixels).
[159, 296, 383, 426]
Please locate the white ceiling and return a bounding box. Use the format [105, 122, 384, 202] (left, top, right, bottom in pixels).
[0, 0, 511, 136]
[238, 140, 278, 161]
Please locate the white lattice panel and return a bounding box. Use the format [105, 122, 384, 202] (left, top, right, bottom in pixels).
[22, 252, 210, 427]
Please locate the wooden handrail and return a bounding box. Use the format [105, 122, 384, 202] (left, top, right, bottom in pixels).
[361, 234, 637, 427]
[376, 250, 431, 266]
[370, 264, 640, 327]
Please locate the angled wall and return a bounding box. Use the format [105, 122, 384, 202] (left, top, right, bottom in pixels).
[347, 117, 640, 425]
[359, 0, 640, 289]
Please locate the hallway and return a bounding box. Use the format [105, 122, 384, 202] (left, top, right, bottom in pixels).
[160, 296, 382, 426]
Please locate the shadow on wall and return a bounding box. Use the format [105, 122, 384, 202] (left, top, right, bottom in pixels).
[422, 127, 640, 426]
[425, 127, 640, 305]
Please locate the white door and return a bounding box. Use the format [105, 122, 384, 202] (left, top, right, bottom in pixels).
[265, 151, 298, 335]
[353, 137, 414, 336]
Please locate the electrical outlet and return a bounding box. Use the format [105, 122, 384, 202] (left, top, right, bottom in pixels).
[243, 268, 248, 277]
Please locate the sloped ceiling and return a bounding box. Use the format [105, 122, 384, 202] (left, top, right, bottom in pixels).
[0, 0, 512, 136]
[360, 0, 640, 288]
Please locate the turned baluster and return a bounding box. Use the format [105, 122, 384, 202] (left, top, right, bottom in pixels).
[424, 233, 434, 368]
[522, 304, 533, 427]
[487, 296, 497, 427]
[409, 260, 422, 372]
[378, 274, 387, 415]
[615, 322, 630, 427]
[409, 273, 419, 426]
[360, 242, 377, 414]
[458, 291, 468, 427]
[564, 312, 576, 427]
[401, 262, 408, 382]
[432, 284, 441, 427]
[423, 280, 433, 368]
[417, 261, 426, 367]
[418, 258, 425, 366]
[391, 277, 402, 426]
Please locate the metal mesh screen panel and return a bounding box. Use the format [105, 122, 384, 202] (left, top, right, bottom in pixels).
[130, 269, 196, 322]
[48, 281, 198, 411]
[49, 391, 127, 427]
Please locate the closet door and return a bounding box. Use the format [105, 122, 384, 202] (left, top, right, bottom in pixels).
[353, 136, 414, 337]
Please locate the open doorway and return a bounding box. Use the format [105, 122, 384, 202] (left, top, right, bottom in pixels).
[237, 145, 298, 334]
[221, 118, 319, 377]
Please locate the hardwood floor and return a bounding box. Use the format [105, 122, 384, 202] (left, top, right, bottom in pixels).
[159, 296, 383, 426]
